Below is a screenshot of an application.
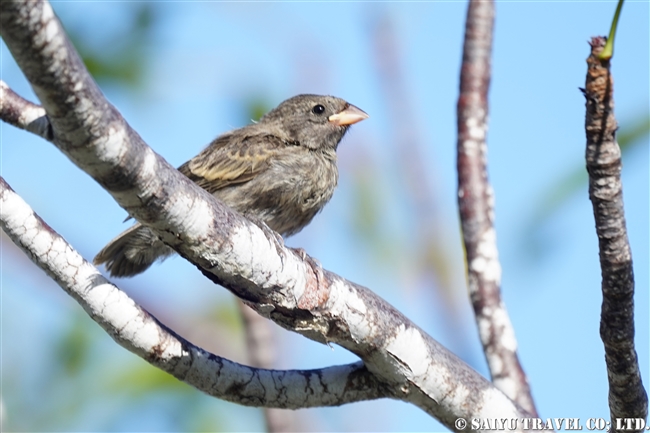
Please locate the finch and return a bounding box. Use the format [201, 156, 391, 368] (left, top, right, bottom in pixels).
[94, 94, 368, 277]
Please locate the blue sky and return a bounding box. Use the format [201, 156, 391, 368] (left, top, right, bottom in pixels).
[2, 1, 648, 431]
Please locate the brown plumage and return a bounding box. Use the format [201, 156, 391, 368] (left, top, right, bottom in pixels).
[94, 94, 368, 277]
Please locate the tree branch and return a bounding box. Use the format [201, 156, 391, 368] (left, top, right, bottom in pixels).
[1, 0, 534, 428]
[456, 0, 538, 417]
[0, 81, 52, 140]
[0, 176, 384, 409]
[239, 301, 297, 432]
[583, 36, 648, 431]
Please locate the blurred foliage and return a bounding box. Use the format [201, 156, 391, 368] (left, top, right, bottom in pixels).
[207, 297, 246, 335]
[67, 3, 156, 87]
[55, 313, 93, 376]
[104, 362, 194, 398]
[522, 112, 649, 259]
[350, 171, 380, 239]
[350, 166, 395, 262]
[247, 98, 273, 123]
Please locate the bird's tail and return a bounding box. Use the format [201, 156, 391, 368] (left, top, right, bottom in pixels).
[93, 223, 174, 277]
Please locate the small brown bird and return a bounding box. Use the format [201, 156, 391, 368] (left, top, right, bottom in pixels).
[94, 94, 368, 277]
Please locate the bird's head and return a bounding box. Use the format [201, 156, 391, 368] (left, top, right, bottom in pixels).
[260, 94, 368, 151]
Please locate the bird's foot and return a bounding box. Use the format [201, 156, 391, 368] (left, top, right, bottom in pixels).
[290, 247, 324, 281]
[290, 247, 330, 310]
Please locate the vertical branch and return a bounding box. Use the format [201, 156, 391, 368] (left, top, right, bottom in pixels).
[238, 302, 296, 433]
[456, 0, 538, 416]
[583, 36, 647, 431]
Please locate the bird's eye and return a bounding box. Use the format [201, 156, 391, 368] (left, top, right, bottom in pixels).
[312, 104, 325, 115]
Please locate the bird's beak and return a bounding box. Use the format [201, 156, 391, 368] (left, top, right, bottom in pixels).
[328, 104, 369, 126]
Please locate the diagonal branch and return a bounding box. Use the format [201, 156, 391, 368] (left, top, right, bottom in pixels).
[456, 0, 538, 417]
[583, 36, 648, 432]
[0, 176, 383, 409]
[1, 0, 534, 427]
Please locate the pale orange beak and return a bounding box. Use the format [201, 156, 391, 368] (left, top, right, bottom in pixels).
[328, 104, 369, 126]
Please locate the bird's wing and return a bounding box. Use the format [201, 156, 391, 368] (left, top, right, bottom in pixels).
[178, 132, 289, 193]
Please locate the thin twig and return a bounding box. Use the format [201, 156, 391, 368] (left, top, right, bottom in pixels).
[456, 0, 538, 417]
[0, 81, 52, 140]
[583, 36, 648, 431]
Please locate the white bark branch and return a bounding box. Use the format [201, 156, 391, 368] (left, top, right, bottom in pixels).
[0, 176, 385, 409]
[456, 0, 538, 416]
[1, 1, 534, 429]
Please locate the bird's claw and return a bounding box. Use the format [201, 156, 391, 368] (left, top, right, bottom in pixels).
[291, 247, 324, 284]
